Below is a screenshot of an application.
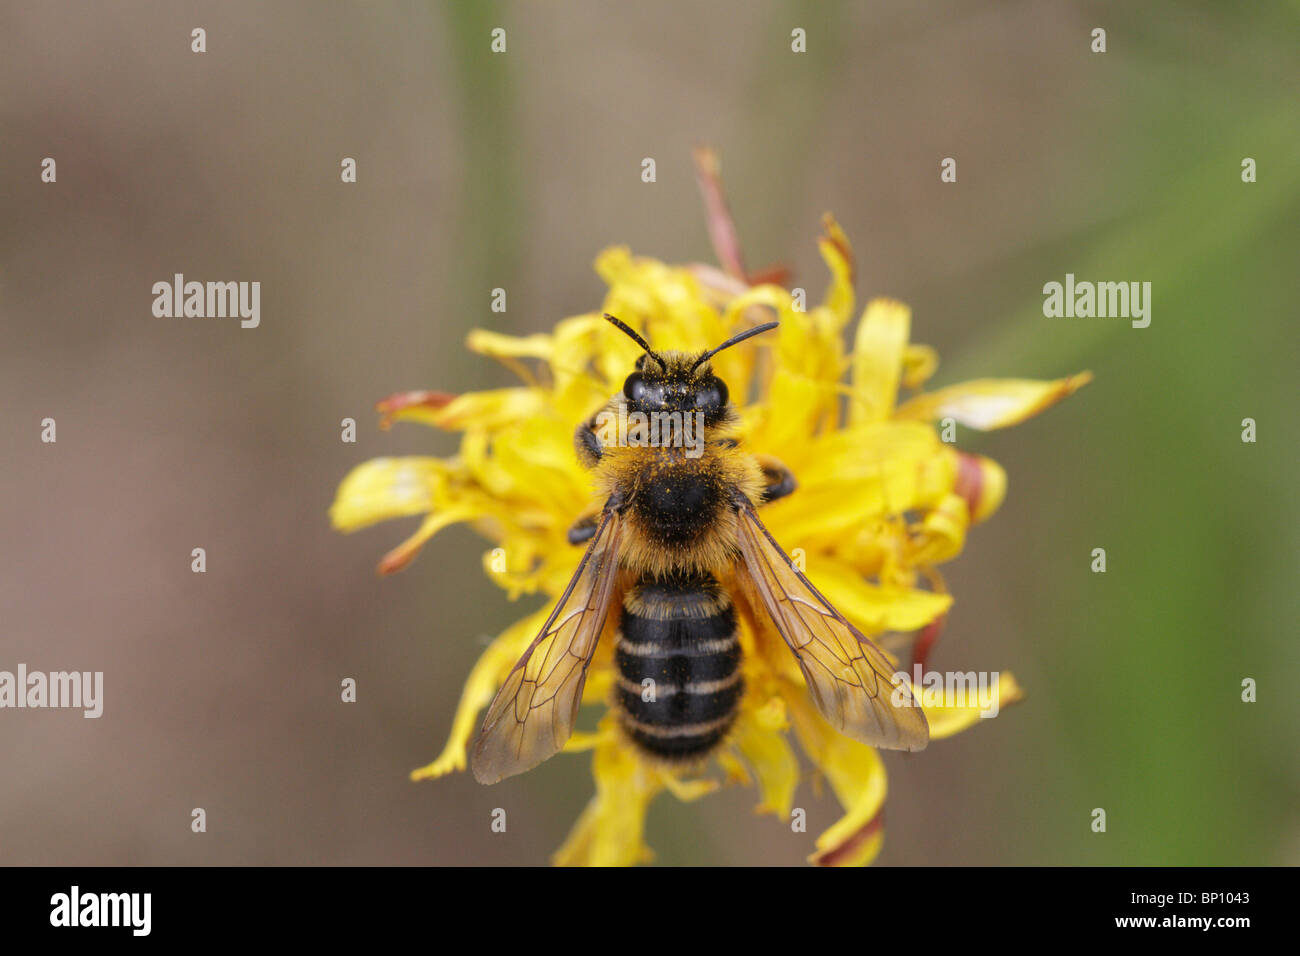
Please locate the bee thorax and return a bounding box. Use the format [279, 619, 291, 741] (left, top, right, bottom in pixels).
[632, 467, 726, 547]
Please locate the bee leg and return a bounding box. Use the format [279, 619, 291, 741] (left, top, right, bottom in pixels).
[574, 419, 604, 468]
[755, 453, 797, 504]
[566, 508, 600, 545]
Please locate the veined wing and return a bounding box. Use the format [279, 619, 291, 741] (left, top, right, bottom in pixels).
[472, 507, 625, 784]
[734, 501, 928, 751]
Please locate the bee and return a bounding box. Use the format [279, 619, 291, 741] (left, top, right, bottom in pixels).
[471, 314, 928, 783]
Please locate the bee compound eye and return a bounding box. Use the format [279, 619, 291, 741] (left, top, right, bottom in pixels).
[623, 372, 647, 402]
[697, 377, 727, 410]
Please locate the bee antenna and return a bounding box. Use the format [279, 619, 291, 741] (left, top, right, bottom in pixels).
[691, 321, 779, 371]
[604, 313, 665, 368]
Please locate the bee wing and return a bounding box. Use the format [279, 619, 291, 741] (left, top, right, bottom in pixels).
[734, 502, 929, 751]
[471, 507, 625, 784]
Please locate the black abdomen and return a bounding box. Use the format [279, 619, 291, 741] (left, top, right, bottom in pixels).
[615, 572, 742, 760]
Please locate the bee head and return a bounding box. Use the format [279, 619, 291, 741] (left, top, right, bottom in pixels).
[604, 314, 778, 426]
[621, 353, 729, 424]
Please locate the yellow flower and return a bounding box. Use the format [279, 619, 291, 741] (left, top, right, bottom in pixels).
[331, 154, 1088, 865]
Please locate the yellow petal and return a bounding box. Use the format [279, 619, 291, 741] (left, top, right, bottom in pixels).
[817, 214, 855, 325]
[660, 773, 719, 802]
[552, 724, 660, 867]
[484, 418, 590, 517]
[389, 387, 548, 432]
[717, 287, 794, 401]
[376, 504, 482, 575]
[580, 665, 615, 706]
[784, 688, 889, 867]
[466, 328, 555, 362]
[894, 372, 1092, 431]
[714, 749, 753, 787]
[924, 671, 1025, 740]
[772, 305, 838, 379]
[759, 422, 951, 544]
[729, 698, 798, 817]
[374, 390, 458, 430]
[329, 457, 445, 532]
[810, 808, 884, 867]
[410, 605, 552, 782]
[551, 311, 631, 391]
[907, 493, 969, 566]
[953, 452, 1007, 524]
[850, 298, 911, 424]
[800, 558, 952, 634]
[748, 369, 830, 451]
[560, 730, 607, 753]
[900, 343, 939, 389]
[784, 421, 945, 493]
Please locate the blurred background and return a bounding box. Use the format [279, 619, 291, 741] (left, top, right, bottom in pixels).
[1, 1, 1296, 865]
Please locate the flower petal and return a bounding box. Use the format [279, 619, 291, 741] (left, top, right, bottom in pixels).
[388, 387, 548, 432]
[817, 214, 855, 324]
[375, 391, 456, 430]
[692, 146, 747, 280]
[925, 671, 1025, 740]
[660, 774, 719, 802]
[376, 504, 481, 575]
[329, 457, 445, 532]
[552, 721, 660, 867]
[953, 452, 1007, 524]
[729, 697, 798, 817]
[810, 807, 885, 867]
[810, 559, 952, 634]
[466, 328, 555, 362]
[759, 422, 953, 544]
[907, 492, 969, 566]
[900, 343, 939, 389]
[784, 687, 889, 867]
[410, 605, 552, 781]
[747, 369, 830, 452]
[850, 298, 911, 424]
[894, 372, 1092, 431]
